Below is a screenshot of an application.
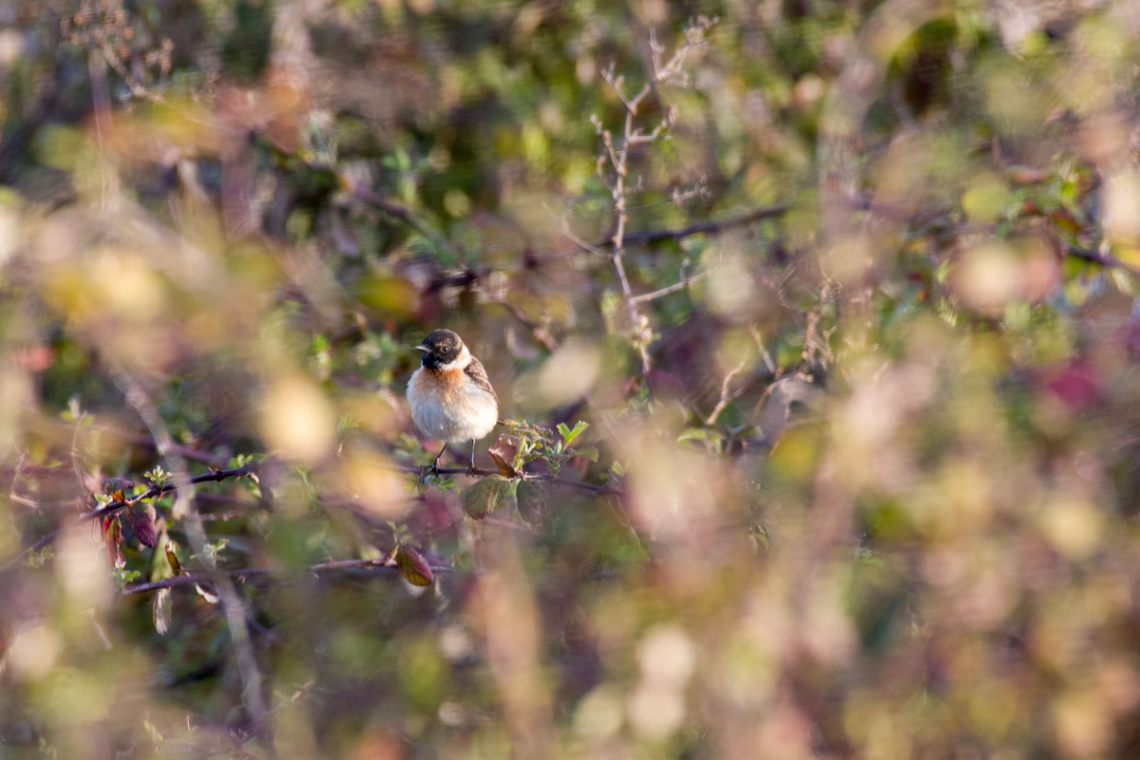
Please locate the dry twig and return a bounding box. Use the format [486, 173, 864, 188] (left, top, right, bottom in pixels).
[593, 18, 718, 376]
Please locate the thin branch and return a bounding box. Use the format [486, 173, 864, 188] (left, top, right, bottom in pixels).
[625, 188, 705, 212]
[532, 201, 794, 265]
[6, 454, 618, 572]
[113, 372, 272, 748]
[2, 462, 258, 570]
[496, 299, 559, 352]
[8, 494, 83, 510]
[257, 144, 792, 271]
[593, 21, 721, 377]
[97, 40, 158, 102]
[705, 357, 750, 427]
[389, 461, 621, 496]
[119, 557, 450, 597]
[749, 325, 778, 376]
[198, 508, 258, 522]
[561, 226, 607, 256]
[609, 107, 653, 375]
[612, 203, 792, 248]
[111, 430, 233, 467]
[351, 186, 446, 248]
[86, 463, 262, 522]
[1065, 243, 1140, 278]
[631, 270, 706, 304]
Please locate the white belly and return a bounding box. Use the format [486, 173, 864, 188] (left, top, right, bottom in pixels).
[407, 370, 499, 442]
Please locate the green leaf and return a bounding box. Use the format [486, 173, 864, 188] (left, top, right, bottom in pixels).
[558, 420, 589, 446]
[574, 447, 599, 463]
[461, 475, 514, 519]
[396, 545, 435, 586]
[678, 428, 722, 444]
[164, 543, 183, 576]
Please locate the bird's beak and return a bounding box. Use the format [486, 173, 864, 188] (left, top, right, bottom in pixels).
[415, 345, 429, 352]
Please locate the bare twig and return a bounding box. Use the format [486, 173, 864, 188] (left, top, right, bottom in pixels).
[631, 256, 705, 304]
[8, 494, 84, 511]
[631, 274, 704, 304]
[111, 429, 233, 467]
[595, 20, 719, 376]
[612, 203, 791, 248]
[598, 102, 655, 377]
[540, 201, 793, 264]
[561, 222, 607, 255]
[705, 356, 750, 426]
[753, 374, 824, 449]
[803, 284, 837, 367]
[351, 186, 446, 249]
[749, 325, 778, 376]
[495, 299, 559, 352]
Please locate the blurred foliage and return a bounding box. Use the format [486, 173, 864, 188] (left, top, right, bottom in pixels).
[4, 0, 1140, 758]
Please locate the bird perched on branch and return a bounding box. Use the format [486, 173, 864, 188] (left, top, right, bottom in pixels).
[407, 329, 499, 472]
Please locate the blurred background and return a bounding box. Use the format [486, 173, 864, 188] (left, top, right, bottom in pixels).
[3, 0, 1140, 757]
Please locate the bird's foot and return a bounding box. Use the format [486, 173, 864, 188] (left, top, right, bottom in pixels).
[417, 461, 443, 483]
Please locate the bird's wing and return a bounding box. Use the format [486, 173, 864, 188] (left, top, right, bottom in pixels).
[464, 357, 498, 401]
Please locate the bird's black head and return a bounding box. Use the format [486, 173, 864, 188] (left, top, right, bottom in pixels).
[416, 329, 465, 369]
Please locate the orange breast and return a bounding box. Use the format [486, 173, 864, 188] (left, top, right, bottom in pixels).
[409, 367, 464, 403]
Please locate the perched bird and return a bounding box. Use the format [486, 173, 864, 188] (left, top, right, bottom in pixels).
[407, 329, 499, 472]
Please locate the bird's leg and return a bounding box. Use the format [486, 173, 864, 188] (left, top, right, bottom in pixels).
[429, 441, 449, 474]
[468, 439, 477, 473]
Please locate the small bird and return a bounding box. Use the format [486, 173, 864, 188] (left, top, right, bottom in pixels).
[407, 329, 499, 472]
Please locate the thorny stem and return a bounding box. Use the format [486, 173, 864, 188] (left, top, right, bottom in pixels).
[113, 372, 273, 753]
[598, 20, 717, 378]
